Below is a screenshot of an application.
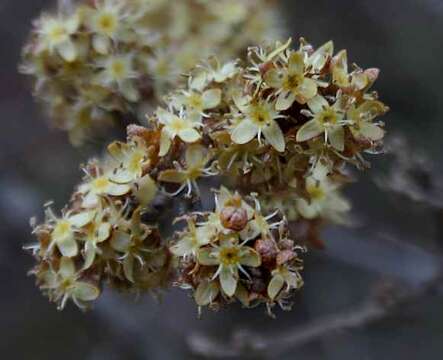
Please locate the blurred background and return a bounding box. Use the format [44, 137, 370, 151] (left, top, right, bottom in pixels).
[1, 0, 443, 359]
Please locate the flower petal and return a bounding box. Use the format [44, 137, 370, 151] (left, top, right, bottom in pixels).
[262, 120, 285, 152]
[123, 255, 134, 282]
[170, 236, 194, 257]
[267, 274, 285, 300]
[92, 34, 110, 54]
[158, 169, 187, 184]
[57, 235, 78, 257]
[264, 69, 284, 88]
[202, 88, 222, 109]
[307, 95, 329, 114]
[308, 41, 334, 72]
[73, 282, 100, 301]
[358, 122, 384, 141]
[178, 128, 201, 143]
[59, 257, 75, 278]
[185, 144, 206, 167]
[69, 211, 95, 228]
[288, 51, 304, 75]
[297, 78, 318, 103]
[231, 119, 258, 144]
[120, 80, 140, 102]
[133, 175, 157, 206]
[329, 126, 345, 151]
[106, 183, 131, 196]
[276, 91, 296, 111]
[239, 248, 261, 267]
[194, 281, 219, 306]
[83, 241, 96, 270]
[220, 268, 237, 297]
[296, 119, 324, 142]
[197, 248, 219, 265]
[57, 40, 77, 62]
[159, 128, 172, 156]
[97, 223, 111, 242]
[110, 230, 131, 252]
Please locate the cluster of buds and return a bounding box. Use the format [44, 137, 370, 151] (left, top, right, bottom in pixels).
[26, 37, 389, 313]
[171, 187, 304, 315]
[20, 0, 281, 145]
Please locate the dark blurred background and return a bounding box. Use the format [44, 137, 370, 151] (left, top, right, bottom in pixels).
[1, 1, 443, 359]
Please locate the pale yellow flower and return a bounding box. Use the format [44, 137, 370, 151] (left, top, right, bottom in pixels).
[87, 0, 127, 54]
[264, 51, 318, 110]
[45, 208, 95, 257]
[348, 100, 388, 142]
[197, 236, 261, 297]
[79, 165, 131, 208]
[45, 257, 100, 310]
[82, 212, 112, 269]
[231, 98, 286, 152]
[170, 218, 215, 258]
[296, 175, 350, 222]
[156, 108, 202, 156]
[95, 54, 139, 102]
[36, 13, 80, 61]
[158, 144, 215, 197]
[267, 265, 303, 300]
[296, 94, 348, 151]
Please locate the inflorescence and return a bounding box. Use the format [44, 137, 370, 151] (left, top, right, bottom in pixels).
[26, 37, 389, 314]
[20, 0, 281, 145]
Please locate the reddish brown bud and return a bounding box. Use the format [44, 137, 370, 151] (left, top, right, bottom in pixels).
[278, 239, 294, 250]
[254, 238, 277, 268]
[276, 249, 295, 266]
[220, 206, 248, 231]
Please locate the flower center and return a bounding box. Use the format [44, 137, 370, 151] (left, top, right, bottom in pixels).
[92, 177, 110, 192]
[318, 108, 338, 126]
[48, 24, 67, 44]
[128, 151, 144, 174]
[53, 220, 72, 239]
[219, 246, 240, 266]
[188, 93, 203, 110]
[249, 105, 272, 126]
[307, 184, 325, 200]
[109, 60, 128, 80]
[97, 13, 117, 35]
[284, 74, 303, 91]
[170, 117, 186, 132]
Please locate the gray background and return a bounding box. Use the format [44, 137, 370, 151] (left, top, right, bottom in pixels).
[1, 0, 443, 359]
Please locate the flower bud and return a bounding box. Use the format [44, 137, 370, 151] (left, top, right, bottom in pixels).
[220, 206, 248, 231]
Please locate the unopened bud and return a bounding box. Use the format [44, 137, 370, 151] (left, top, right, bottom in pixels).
[220, 206, 248, 231]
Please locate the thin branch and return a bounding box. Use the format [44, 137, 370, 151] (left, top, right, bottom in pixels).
[188, 271, 443, 358]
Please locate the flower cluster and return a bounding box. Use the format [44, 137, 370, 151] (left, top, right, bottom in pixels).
[27, 134, 171, 309]
[171, 187, 304, 314]
[153, 38, 388, 235]
[20, 0, 281, 145]
[26, 37, 389, 313]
